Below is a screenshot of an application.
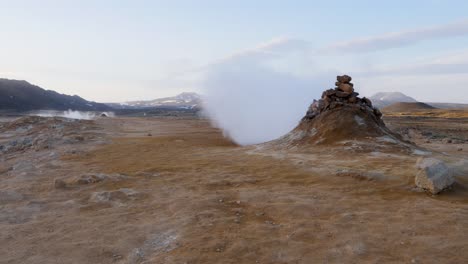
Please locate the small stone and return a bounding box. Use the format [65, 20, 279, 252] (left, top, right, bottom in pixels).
[322, 89, 336, 99]
[54, 179, 67, 189]
[76, 174, 105, 185]
[362, 97, 372, 107]
[335, 91, 351, 98]
[147, 133, 152, 137]
[458, 148, 463, 151]
[337, 75, 352, 83]
[373, 108, 382, 118]
[338, 83, 354, 93]
[236, 200, 241, 204]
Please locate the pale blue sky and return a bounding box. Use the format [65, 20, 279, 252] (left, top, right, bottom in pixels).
[1, 0, 468, 102]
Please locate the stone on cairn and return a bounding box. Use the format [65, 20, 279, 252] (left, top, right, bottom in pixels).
[304, 75, 382, 120]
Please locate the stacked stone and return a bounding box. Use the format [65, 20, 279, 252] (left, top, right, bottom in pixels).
[304, 75, 382, 120]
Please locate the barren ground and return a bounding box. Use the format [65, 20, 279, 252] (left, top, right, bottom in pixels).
[1, 113, 468, 264]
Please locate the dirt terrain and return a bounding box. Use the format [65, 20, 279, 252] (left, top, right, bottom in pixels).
[1, 112, 468, 263]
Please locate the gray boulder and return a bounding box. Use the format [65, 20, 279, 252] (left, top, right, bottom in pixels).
[415, 158, 454, 194]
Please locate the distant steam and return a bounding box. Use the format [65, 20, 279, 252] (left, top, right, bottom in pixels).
[201, 41, 334, 145]
[34, 110, 114, 120]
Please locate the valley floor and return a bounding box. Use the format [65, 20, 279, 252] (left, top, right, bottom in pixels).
[1, 115, 468, 263]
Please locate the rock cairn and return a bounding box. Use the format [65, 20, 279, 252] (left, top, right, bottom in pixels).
[304, 75, 382, 120]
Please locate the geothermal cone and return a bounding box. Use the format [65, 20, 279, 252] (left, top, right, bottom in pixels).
[268, 75, 406, 149]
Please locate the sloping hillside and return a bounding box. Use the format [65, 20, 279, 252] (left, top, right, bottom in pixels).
[382, 102, 435, 112]
[425, 102, 468, 109]
[0, 78, 111, 112]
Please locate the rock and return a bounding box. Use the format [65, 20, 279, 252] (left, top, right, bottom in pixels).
[54, 179, 67, 189]
[322, 89, 336, 98]
[338, 83, 354, 93]
[335, 91, 351, 98]
[90, 188, 140, 204]
[415, 158, 454, 194]
[458, 148, 463, 151]
[337, 75, 352, 83]
[362, 97, 372, 107]
[373, 108, 382, 118]
[76, 173, 106, 185]
[348, 96, 358, 103]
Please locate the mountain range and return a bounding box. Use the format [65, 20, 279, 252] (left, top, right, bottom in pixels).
[368, 92, 468, 109]
[0, 78, 111, 112]
[1, 77, 467, 113]
[107, 92, 202, 109]
[369, 92, 417, 108]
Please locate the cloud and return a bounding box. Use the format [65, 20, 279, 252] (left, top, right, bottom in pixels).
[350, 50, 468, 103]
[209, 37, 312, 67]
[351, 48, 468, 77]
[357, 73, 468, 103]
[322, 19, 468, 53]
[357, 63, 468, 77]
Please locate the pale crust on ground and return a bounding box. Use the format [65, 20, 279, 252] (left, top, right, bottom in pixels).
[1, 116, 467, 263]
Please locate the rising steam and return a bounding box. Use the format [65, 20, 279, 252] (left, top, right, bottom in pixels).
[201, 41, 334, 145]
[34, 110, 114, 120]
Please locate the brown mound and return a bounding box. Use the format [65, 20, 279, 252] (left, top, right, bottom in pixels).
[382, 102, 435, 112]
[268, 75, 406, 148]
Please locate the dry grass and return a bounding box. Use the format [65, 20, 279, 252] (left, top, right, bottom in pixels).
[383, 109, 468, 118]
[2, 117, 468, 263]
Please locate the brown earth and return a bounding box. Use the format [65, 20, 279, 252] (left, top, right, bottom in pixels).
[268, 104, 405, 151]
[1, 114, 468, 264]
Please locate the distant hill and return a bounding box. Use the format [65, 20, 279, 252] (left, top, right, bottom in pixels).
[381, 102, 436, 112]
[0, 78, 111, 112]
[370, 92, 417, 108]
[108, 92, 202, 109]
[424, 102, 468, 109]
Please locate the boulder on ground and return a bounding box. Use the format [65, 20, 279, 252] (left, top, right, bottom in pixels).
[415, 158, 454, 194]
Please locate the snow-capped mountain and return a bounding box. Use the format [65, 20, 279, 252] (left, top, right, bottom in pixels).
[108, 92, 202, 109]
[369, 92, 417, 108]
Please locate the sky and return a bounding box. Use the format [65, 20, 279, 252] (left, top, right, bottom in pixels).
[1, 0, 468, 103]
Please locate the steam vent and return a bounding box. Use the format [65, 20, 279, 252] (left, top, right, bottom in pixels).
[272, 75, 404, 148]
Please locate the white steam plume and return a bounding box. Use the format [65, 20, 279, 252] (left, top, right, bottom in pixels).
[201, 39, 335, 145]
[34, 110, 114, 120]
